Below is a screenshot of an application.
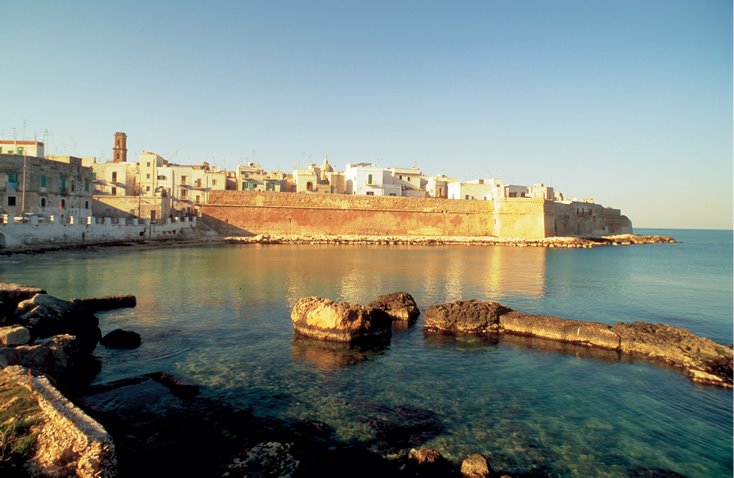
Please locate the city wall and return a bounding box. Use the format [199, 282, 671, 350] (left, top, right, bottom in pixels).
[202, 191, 632, 239]
[0, 215, 199, 249]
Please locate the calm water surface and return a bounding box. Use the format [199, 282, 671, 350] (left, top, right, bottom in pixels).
[1, 228, 731, 477]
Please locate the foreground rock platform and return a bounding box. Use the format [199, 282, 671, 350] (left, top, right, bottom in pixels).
[425, 300, 733, 388]
[291, 297, 392, 342]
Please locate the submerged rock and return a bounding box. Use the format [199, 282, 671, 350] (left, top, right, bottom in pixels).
[500, 311, 621, 350]
[101, 329, 141, 349]
[424, 300, 510, 334]
[370, 291, 421, 322]
[291, 297, 392, 343]
[226, 442, 300, 478]
[146, 372, 200, 399]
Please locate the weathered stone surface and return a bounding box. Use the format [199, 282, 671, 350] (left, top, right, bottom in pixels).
[460, 453, 492, 478]
[612, 322, 733, 387]
[16, 294, 101, 353]
[0, 324, 31, 346]
[499, 311, 621, 350]
[0, 335, 80, 387]
[72, 295, 137, 312]
[370, 291, 420, 322]
[0, 282, 46, 320]
[1, 365, 116, 478]
[424, 300, 510, 334]
[100, 328, 141, 349]
[291, 297, 392, 342]
[424, 299, 733, 387]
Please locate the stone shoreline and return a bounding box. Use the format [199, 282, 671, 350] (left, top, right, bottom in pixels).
[225, 233, 676, 248]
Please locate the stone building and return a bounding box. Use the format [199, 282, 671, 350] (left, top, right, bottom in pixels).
[0, 153, 92, 220]
[0, 140, 44, 157]
[112, 132, 127, 163]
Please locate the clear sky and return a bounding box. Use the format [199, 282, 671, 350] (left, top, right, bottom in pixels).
[2, 0, 732, 229]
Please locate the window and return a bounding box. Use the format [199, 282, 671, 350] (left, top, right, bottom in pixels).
[40, 175, 47, 188]
[212, 179, 217, 186]
[8, 196, 16, 206]
[111, 187, 117, 195]
[306, 182, 313, 191]
[195, 179, 202, 187]
[146, 186, 151, 192]
[146, 174, 151, 179]
[40, 197, 47, 207]
[368, 174, 373, 185]
[84, 200, 89, 209]
[181, 189, 187, 199]
[407, 177, 411, 182]
[181, 175, 187, 185]
[84, 179, 89, 192]
[195, 195, 200, 204]
[366, 191, 374, 196]
[241, 182, 246, 190]
[61, 199, 66, 208]
[146, 161, 151, 167]
[399, 175, 403, 180]
[465, 195, 470, 200]
[112, 172, 117, 181]
[7, 172, 18, 184]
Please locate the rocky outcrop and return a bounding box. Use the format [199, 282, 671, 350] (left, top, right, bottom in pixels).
[0, 283, 46, 323]
[424, 300, 733, 388]
[72, 295, 137, 313]
[0, 335, 81, 385]
[1, 365, 116, 478]
[0, 325, 31, 346]
[100, 329, 141, 349]
[424, 300, 510, 334]
[16, 294, 101, 354]
[291, 297, 392, 342]
[369, 292, 420, 322]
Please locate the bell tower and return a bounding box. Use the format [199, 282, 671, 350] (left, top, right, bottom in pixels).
[113, 132, 127, 163]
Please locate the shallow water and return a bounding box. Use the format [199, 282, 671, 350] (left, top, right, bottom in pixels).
[1, 228, 731, 476]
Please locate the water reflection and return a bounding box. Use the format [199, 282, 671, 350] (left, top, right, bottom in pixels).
[291, 335, 389, 370]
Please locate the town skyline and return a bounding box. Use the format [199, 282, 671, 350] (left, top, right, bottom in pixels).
[3, 0, 731, 229]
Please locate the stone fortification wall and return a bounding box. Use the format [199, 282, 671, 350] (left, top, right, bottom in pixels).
[553, 202, 632, 236]
[493, 198, 554, 239]
[203, 191, 495, 237]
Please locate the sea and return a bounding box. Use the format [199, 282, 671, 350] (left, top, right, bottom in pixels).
[0, 228, 731, 477]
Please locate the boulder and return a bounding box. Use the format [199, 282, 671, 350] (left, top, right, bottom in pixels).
[407, 448, 453, 477]
[460, 453, 492, 478]
[424, 300, 510, 334]
[72, 295, 137, 312]
[0, 325, 31, 346]
[16, 294, 101, 353]
[100, 329, 141, 349]
[0, 282, 46, 321]
[499, 311, 621, 350]
[291, 297, 392, 342]
[369, 291, 420, 322]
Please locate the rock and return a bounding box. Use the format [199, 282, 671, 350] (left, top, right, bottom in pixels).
[291, 297, 392, 342]
[460, 453, 492, 478]
[0, 282, 46, 320]
[499, 311, 621, 350]
[367, 405, 444, 454]
[0, 325, 31, 346]
[100, 329, 141, 349]
[146, 372, 200, 399]
[406, 448, 453, 477]
[424, 300, 510, 334]
[612, 322, 733, 387]
[226, 442, 299, 478]
[72, 295, 137, 312]
[16, 294, 101, 353]
[0, 334, 80, 384]
[369, 291, 420, 322]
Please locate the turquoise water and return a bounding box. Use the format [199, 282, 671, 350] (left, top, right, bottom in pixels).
[1, 229, 731, 476]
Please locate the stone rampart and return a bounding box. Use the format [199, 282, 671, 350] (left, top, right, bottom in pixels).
[202, 191, 632, 239]
[203, 191, 495, 237]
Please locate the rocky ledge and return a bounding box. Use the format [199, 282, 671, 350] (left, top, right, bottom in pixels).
[425, 300, 733, 388]
[225, 233, 676, 248]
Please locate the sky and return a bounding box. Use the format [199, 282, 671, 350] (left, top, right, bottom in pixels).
[2, 0, 732, 229]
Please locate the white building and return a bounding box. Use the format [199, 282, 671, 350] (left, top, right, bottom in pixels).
[0, 140, 44, 158]
[448, 178, 503, 200]
[345, 163, 402, 196]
